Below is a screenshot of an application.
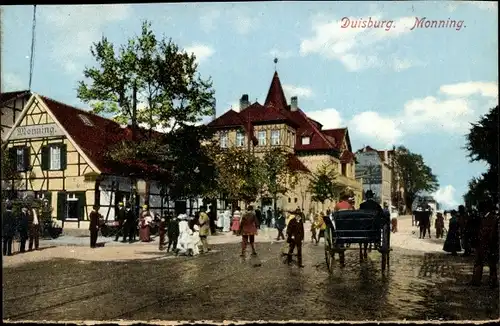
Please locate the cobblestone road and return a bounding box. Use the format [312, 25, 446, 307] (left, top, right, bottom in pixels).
[2, 217, 499, 322]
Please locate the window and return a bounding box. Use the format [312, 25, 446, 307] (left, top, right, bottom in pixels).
[294, 198, 298, 203]
[42, 144, 67, 171]
[258, 130, 266, 146]
[271, 130, 280, 145]
[236, 131, 245, 147]
[16, 147, 26, 171]
[50, 146, 61, 170]
[220, 132, 228, 148]
[302, 137, 310, 145]
[288, 197, 291, 203]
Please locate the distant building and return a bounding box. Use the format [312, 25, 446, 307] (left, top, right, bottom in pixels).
[355, 146, 393, 206]
[207, 71, 363, 212]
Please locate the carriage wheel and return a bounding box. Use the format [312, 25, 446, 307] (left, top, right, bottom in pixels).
[324, 244, 333, 273]
[381, 251, 387, 272]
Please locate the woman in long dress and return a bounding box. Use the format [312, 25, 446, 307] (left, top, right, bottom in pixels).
[139, 205, 152, 242]
[231, 208, 242, 235]
[223, 207, 232, 232]
[443, 210, 462, 255]
[176, 214, 192, 255]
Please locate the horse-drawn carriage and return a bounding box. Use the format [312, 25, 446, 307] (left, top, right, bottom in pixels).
[323, 210, 391, 272]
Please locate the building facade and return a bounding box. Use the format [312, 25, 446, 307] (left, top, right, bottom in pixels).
[1, 90, 31, 141]
[207, 71, 363, 213]
[1, 93, 200, 229]
[355, 146, 393, 206]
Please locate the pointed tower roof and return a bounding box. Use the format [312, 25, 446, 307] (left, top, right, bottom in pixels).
[264, 71, 288, 110]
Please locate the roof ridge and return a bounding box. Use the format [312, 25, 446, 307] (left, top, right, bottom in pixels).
[296, 108, 336, 148]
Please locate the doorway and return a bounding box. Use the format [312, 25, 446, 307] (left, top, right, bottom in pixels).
[67, 198, 78, 220]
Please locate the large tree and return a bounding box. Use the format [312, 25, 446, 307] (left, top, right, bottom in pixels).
[77, 20, 215, 152]
[308, 161, 345, 211]
[394, 146, 439, 213]
[261, 148, 296, 213]
[464, 105, 499, 206]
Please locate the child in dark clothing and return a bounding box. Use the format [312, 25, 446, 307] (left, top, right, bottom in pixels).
[167, 215, 180, 253]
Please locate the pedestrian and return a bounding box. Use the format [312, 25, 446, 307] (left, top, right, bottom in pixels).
[470, 199, 499, 288]
[176, 214, 192, 255]
[89, 205, 101, 248]
[390, 206, 398, 233]
[255, 208, 262, 229]
[124, 203, 136, 243]
[222, 205, 232, 232]
[313, 212, 324, 245]
[435, 212, 445, 239]
[458, 205, 472, 256]
[287, 208, 305, 268]
[266, 208, 273, 228]
[28, 205, 40, 251]
[443, 210, 462, 255]
[158, 215, 166, 250]
[359, 190, 385, 259]
[281, 211, 296, 256]
[335, 193, 354, 211]
[416, 201, 432, 239]
[17, 205, 30, 253]
[114, 202, 126, 242]
[239, 205, 258, 257]
[166, 214, 179, 253]
[2, 202, 16, 256]
[231, 207, 241, 235]
[275, 209, 286, 240]
[208, 205, 217, 235]
[190, 224, 202, 256]
[198, 206, 211, 253]
[139, 205, 152, 242]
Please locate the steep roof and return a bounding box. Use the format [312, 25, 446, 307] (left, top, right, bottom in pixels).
[264, 71, 288, 109]
[356, 145, 395, 162]
[287, 154, 309, 173]
[40, 96, 163, 176]
[0, 90, 31, 105]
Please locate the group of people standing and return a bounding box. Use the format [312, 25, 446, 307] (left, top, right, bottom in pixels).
[2, 201, 43, 256]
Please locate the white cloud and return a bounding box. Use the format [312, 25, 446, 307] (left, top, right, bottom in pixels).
[306, 108, 343, 129]
[199, 9, 221, 32]
[300, 15, 417, 71]
[41, 5, 131, 75]
[283, 84, 314, 98]
[269, 49, 294, 59]
[439, 81, 499, 98]
[349, 111, 404, 146]
[184, 44, 215, 63]
[392, 57, 421, 72]
[2, 73, 26, 91]
[433, 185, 459, 209]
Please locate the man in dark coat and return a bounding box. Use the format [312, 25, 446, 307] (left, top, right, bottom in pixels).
[287, 209, 305, 267]
[167, 214, 180, 253]
[124, 203, 136, 243]
[470, 199, 499, 288]
[89, 205, 101, 248]
[275, 209, 286, 240]
[208, 205, 217, 235]
[17, 205, 30, 253]
[114, 202, 126, 242]
[359, 190, 385, 258]
[266, 208, 273, 228]
[2, 202, 16, 256]
[255, 208, 262, 230]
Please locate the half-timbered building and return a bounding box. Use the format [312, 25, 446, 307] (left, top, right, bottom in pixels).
[1, 93, 188, 229]
[208, 71, 363, 212]
[1, 90, 31, 141]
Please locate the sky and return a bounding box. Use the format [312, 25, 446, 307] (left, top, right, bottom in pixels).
[2, 2, 498, 209]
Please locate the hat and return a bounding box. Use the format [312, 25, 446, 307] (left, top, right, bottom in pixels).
[119, 202, 124, 206]
[142, 204, 148, 209]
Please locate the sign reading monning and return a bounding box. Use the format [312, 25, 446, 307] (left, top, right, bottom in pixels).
[10, 123, 65, 140]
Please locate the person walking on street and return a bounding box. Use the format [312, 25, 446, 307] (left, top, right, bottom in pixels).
[470, 199, 499, 288]
[435, 212, 445, 239]
[89, 205, 101, 248]
[17, 205, 30, 253]
[139, 204, 152, 242]
[198, 206, 211, 253]
[231, 208, 241, 235]
[255, 208, 262, 229]
[239, 205, 258, 257]
[223, 205, 232, 232]
[167, 214, 180, 253]
[28, 205, 40, 251]
[2, 202, 16, 256]
[123, 203, 136, 243]
[443, 210, 462, 256]
[275, 209, 286, 240]
[266, 208, 273, 228]
[287, 209, 305, 268]
[158, 215, 167, 250]
[208, 205, 217, 235]
[114, 202, 126, 242]
[458, 205, 472, 256]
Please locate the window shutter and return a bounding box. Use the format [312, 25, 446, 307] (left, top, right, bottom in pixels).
[41, 146, 49, 170]
[23, 146, 30, 171]
[60, 144, 67, 170]
[75, 192, 87, 221]
[57, 191, 67, 220]
[8, 147, 16, 171]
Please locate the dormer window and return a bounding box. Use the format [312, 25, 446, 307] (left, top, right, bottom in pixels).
[220, 132, 228, 148]
[236, 131, 245, 147]
[302, 136, 310, 145]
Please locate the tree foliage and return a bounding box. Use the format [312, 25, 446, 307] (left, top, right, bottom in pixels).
[394, 146, 439, 213]
[464, 105, 499, 206]
[261, 148, 295, 210]
[77, 20, 215, 132]
[308, 161, 345, 209]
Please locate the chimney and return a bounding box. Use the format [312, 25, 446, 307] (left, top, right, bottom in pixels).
[291, 96, 298, 111]
[239, 94, 250, 111]
[212, 98, 217, 121]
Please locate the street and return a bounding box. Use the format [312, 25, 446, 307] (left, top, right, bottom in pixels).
[2, 216, 498, 322]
